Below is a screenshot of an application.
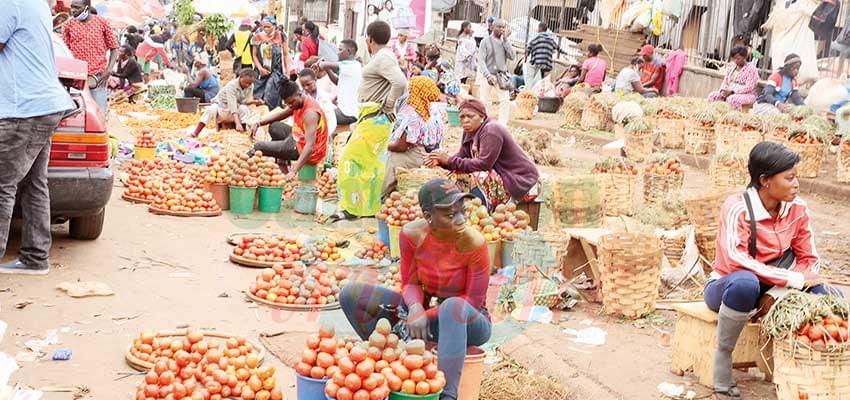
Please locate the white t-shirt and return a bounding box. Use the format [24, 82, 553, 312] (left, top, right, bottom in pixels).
[614, 67, 641, 93]
[337, 60, 363, 118]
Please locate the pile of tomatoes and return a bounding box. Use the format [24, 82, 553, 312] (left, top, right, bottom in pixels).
[592, 158, 639, 175]
[124, 159, 166, 201]
[129, 329, 283, 400]
[232, 234, 308, 264]
[715, 156, 746, 170]
[319, 319, 398, 400]
[248, 263, 349, 306]
[793, 314, 849, 351]
[258, 157, 286, 188]
[203, 154, 232, 186]
[137, 130, 157, 148]
[150, 186, 221, 214]
[356, 240, 388, 261]
[464, 200, 531, 242]
[377, 265, 401, 292]
[318, 170, 338, 199]
[228, 152, 261, 188]
[643, 157, 684, 176]
[302, 240, 344, 264]
[790, 134, 823, 145]
[377, 192, 424, 228]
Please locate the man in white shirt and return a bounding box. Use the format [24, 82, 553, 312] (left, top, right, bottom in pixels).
[317, 40, 362, 125]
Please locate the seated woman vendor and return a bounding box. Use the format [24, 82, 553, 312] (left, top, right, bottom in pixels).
[382, 76, 444, 198]
[341, 179, 491, 400]
[707, 46, 759, 111]
[248, 79, 329, 179]
[707, 142, 831, 399]
[426, 99, 539, 210]
[753, 54, 805, 116]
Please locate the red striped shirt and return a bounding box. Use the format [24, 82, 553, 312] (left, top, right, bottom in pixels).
[712, 188, 820, 288]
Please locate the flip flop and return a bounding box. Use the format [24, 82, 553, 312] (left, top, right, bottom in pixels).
[329, 211, 356, 223]
[713, 386, 742, 399]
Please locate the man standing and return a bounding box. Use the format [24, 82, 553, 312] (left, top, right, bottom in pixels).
[478, 19, 516, 125]
[316, 39, 362, 126]
[526, 22, 558, 88]
[63, 0, 119, 116]
[359, 20, 407, 117]
[0, 0, 73, 274]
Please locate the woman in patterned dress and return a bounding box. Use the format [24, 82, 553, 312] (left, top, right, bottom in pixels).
[708, 46, 759, 111]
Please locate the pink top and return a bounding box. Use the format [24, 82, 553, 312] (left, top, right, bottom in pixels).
[712, 188, 820, 289]
[392, 40, 417, 62]
[582, 56, 607, 86]
[400, 228, 490, 318]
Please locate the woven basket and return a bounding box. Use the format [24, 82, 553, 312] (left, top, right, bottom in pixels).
[657, 118, 686, 149]
[715, 123, 741, 155]
[581, 107, 609, 131]
[685, 192, 726, 265]
[625, 132, 653, 162]
[543, 175, 603, 228]
[736, 129, 763, 159]
[396, 167, 447, 195]
[512, 229, 570, 279]
[838, 143, 850, 183]
[774, 338, 850, 400]
[685, 123, 715, 155]
[564, 107, 583, 127]
[515, 97, 536, 120]
[709, 162, 748, 194]
[661, 234, 686, 267]
[766, 127, 790, 145]
[595, 172, 638, 216]
[788, 142, 824, 178]
[599, 232, 663, 319]
[643, 173, 684, 206]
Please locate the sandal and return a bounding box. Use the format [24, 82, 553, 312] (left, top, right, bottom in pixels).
[713, 386, 742, 399]
[329, 210, 357, 223]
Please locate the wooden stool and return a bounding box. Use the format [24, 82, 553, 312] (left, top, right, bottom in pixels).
[670, 302, 772, 387]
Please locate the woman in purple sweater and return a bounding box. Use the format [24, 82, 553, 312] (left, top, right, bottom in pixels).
[426, 99, 539, 209]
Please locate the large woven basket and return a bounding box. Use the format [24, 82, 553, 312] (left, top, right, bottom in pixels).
[595, 172, 638, 216]
[685, 123, 715, 155]
[736, 129, 763, 159]
[766, 127, 790, 145]
[543, 175, 603, 228]
[661, 233, 687, 268]
[512, 229, 570, 278]
[709, 161, 748, 194]
[515, 97, 536, 120]
[685, 192, 726, 265]
[838, 142, 850, 183]
[788, 142, 824, 178]
[657, 118, 686, 149]
[773, 339, 850, 400]
[564, 107, 583, 127]
[581, 107, 609, 131]
[625, 132, 653, 162]
[643, 173, 684, 206]
[599, 232, 663, 319]
[715, 123, 741, 155]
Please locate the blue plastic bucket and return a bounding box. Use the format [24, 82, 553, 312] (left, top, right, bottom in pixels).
[377, 220, 390, 248]
[297, 375, 328, 400]
[294, 186, 319, 215]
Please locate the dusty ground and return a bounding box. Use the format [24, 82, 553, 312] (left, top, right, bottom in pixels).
[1, 114, 849, 400]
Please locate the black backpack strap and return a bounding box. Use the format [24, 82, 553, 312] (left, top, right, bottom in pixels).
[742, 192, 758, 258]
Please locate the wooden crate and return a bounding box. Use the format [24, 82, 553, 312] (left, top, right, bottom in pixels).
[670, 302, 772, 387]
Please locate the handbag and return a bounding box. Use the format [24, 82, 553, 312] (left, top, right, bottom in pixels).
[495, 72, 515, 92]
[743, 192, 796, 269]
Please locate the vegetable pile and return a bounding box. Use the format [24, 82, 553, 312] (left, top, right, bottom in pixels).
[150, 187, 221, 214]
[126, 111, 201, 131]
[248, 263, 349, 306]
[643, 155, 684, 176]
[257, 157, 285, 188]
[592, 157, 639, 175]
[318, 170, 338, 199]
[228, 152, 262, 188]
[202, 154, 232, 186]
[377, 192, 424, 228]
[713, 153, 746, 170]
[356, 240, 388, 261]
[232, 234, 308, 264]
[377, 265, 401, 292]
[302, 239, 344, 264]
[464, 199, 531, 242]
[763, 291, 849, 351]
[137, 130, 157, 148]
[624, 117, 653, 136]
[129, 329, 283, 399]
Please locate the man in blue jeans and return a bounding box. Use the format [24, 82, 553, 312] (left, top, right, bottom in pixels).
[0, 0, 73, 274]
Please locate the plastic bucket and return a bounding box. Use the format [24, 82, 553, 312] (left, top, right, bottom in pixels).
[135, 147, 155, 161]
[258, 186, 284, 213]
[296, 374, 328, 400]
[487, 241, 501, 274]
[298, 164, 318, 182]
[229, 186, 256, 214]
[377, 220, 390, 249]
[389, 391, 441, 400]
[538, 96, 562, 113]
[294, 186, 318, 215]
[447, 107, 461, 127]
[316, 196, 339, 220]
[388, 225, 402, 260]
[457, 347, 486, 400]
[209, 183, 230, 210]
[176, 97, 200, 113]
[501, 239, 515, 267]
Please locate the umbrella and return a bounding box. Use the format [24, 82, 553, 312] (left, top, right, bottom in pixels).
[94, 1, 143, 27]
[193, 0, 252, 16]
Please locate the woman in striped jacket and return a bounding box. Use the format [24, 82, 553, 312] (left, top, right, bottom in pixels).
[706, 142, 833, 399]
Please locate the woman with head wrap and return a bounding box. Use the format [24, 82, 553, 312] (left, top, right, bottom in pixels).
[251, 17, 292, 109]
[754, 54, 805, 115]
[426, 99, 539, 210]
[382, 76, 445, 198]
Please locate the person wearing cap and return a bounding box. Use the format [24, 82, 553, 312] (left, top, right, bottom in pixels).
[638, 44, 665, 94]
[426, 99, 539, 210]
[753, 54, 805, 115]
[392, 30, 417, 76]
[225, 17, 256, 72]
[182, 53, 219, 103]
[340, 178, 492, 400]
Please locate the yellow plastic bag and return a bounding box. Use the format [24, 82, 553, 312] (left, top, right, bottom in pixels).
[338, 103, 392, 217]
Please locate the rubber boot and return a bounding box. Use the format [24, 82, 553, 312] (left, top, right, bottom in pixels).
[713, 304, 749, 396]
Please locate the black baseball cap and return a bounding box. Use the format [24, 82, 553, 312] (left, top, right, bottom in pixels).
[418, 179, 475, 211]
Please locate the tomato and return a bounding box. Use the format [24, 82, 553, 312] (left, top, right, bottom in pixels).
[344, 373, 362, 391]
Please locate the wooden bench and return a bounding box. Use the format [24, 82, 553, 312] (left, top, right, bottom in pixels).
[670, 302, 773, 387]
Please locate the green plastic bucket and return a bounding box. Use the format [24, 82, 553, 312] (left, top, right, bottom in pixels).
[447, 107, 461, 126]
[298, 164, 318, 182]
[294, 186, 318, 215]
[257, 186, 284, 213]
[228, 186, 256, 214]
[389, 391, 441, 400]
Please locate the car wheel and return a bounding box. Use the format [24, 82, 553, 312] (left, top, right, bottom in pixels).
[69, 209, 105, 240]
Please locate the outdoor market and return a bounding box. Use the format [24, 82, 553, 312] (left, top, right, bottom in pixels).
[2, 0, 850, 399]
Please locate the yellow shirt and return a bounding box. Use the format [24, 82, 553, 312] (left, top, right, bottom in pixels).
[234, 30, 253, 66]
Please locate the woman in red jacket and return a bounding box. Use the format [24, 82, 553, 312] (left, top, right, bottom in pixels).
[706, 142, 833, 399]
[340, 179, 492, 400]
[300, 21, 320, 62]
